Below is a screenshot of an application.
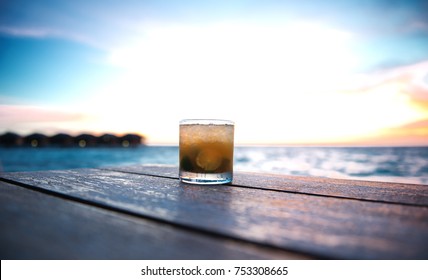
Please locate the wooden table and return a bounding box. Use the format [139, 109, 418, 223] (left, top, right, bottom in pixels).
[1, 165, 427, 259]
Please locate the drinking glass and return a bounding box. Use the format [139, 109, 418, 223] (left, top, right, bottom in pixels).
[179, 119, 234, 184]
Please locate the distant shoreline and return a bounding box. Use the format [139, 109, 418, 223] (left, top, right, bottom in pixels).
[0, 132, 145, 148]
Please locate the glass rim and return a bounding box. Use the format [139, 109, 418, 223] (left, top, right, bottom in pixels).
[180, 119, 234, 125]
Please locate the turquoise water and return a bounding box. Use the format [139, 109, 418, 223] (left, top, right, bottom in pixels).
[1, 146, 427, 185]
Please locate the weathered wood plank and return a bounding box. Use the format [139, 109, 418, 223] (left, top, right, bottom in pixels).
[2, 168, 427, 259]
[0, 181, 305, 260]
[104, 165, 428, 206]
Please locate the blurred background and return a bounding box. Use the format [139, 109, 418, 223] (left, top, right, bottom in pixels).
[1, 0, 427, 183]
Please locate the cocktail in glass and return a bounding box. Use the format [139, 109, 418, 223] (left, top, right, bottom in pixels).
[179, 119, 234, 184]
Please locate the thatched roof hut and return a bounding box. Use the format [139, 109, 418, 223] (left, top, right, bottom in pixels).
[23, 133, 49, 147]
[74, 134, 97, 147]
[0, 132, 23, 147]
[97, 133, 120, 146]
[120, 134, 144, 147]
[1, 131, 146, 148]
[50, 133, 74, 147]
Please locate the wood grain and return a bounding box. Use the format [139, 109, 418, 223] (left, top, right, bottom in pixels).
[0, 181, 304, 259]
[105, 165, 428, 206]
[2, 167, 427, 259]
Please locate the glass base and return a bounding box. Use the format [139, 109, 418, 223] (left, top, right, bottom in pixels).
[179, 170, 232, 185]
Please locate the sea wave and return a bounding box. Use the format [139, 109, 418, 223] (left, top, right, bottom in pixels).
[235, 146, 428, 185]
[1, 146, 427, 185]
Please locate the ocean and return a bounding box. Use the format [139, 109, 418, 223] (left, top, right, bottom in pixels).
[1, 146, 427, 185]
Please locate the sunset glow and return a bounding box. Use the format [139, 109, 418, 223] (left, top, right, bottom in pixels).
[1, 1, 428, 145]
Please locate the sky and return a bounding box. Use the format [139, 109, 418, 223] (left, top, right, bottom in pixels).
[1, 0, 428, 145]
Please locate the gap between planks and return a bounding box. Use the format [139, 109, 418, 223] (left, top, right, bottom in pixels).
[0, 176, 321, 260]
[101, 167, 428, 208]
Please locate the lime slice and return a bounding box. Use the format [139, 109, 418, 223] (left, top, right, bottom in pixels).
[196, 149, 222, 171]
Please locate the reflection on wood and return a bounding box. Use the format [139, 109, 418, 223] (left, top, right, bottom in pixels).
[1, 165, 427, 259]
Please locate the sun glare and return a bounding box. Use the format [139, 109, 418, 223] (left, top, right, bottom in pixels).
[107, 22, 355, 86]
[74, 21, 425, 144]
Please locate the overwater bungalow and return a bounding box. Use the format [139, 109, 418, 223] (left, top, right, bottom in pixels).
[0, 132, 23, 147]
[74, 134, 98, 148]
[1, 131, 146, 148]
[50, 133, 74, 147]
[98, 133, 120, 146]
[120, 134, 144, 147]
[23, 133, 49, 147]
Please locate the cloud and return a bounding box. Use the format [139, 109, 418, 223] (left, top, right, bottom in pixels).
[0, 26, 53, 38]
[0, 25, 100, 48]
[342, 118, 428, 146]
[342, 60, 428, 100]
[372, 60, 428, 106]
[400, 118, 428, 129]
[403, 20, 428, 35]
[0, 105, 89, 134]
[0, 105, 86, 122]
[376, 118, 428, 146]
